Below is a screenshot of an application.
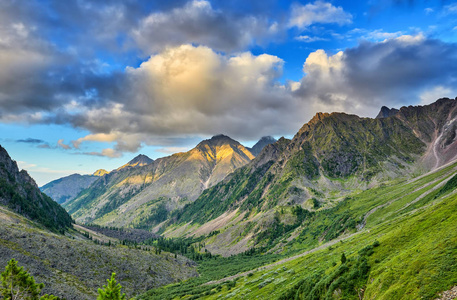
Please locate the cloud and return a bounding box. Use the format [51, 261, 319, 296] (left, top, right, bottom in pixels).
[419, 86, 457, 105]
[63, 45, 303, 152]
[82, 148, 122, 158]
[424, 7, 434, 14]
[57, 139, 71, 150]
[17, 161, 37, 170]
[289, 1, 352, 29]
[295, 35, 329, 42]
[131, 0, 281, 53]
[444, 3, 457, 14]
[294, 34, 457, 116]
[16, 138, 44, 144]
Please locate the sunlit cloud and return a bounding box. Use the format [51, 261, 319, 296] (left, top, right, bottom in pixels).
[289, 1, 352, 29]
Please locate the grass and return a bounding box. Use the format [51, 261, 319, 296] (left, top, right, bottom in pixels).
[137, 161, 457, 299]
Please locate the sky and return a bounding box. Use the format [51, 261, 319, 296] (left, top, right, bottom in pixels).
[1, 0, 457, 186]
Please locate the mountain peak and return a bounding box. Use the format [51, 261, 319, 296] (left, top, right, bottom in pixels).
[118, 154, 153, 170]
[199, 134, 239, 147]
[93, 169, 108, 176]
[128, 154, 153, 166]
[376, 106, 399, 119]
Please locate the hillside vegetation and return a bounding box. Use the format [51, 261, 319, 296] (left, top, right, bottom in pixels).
[140, 157, 457, 300]
[0, 145, 72, 232]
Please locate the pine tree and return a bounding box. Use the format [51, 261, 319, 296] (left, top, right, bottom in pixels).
[0, 258, 58, 300]
[341, 253, 347, 264]
[97, 273, 126, 300]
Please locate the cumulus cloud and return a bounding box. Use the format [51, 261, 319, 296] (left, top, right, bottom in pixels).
[66, 45, 304, 153]
[289, 1, 352, 29]
[295, 34, 457, 116]
[131, 0, 280, 53]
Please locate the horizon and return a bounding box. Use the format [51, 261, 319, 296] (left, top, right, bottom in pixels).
[1, 0, 457, 185]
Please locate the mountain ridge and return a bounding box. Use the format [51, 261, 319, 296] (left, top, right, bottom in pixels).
[64, 134, 257, 228]
[159, 97, 457, 255]
[0, 145, 73, 231]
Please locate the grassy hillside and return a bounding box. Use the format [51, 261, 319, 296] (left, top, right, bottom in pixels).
[139, 160, 457, 299]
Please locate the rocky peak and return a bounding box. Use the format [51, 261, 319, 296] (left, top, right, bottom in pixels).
[376, 106, 399, 119]
[119, 154, 153, 170]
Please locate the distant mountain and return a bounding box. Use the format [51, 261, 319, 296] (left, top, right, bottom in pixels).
[161, 97, 457, 255]
[248, 136, 277, 156]
[0, 145, 72, 231]
[41, 155, 152, 205]
[64, 135, 255, 228]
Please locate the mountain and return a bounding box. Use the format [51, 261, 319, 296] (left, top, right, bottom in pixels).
[143, 157, 457, 299]
[248, 136, 277, 156]
[41, 171, 105, 204]
[118, 154, 154, 170]
[0, 145, 72, 231]
[64, 134, 255, 228]
[160, 98, 457, 256]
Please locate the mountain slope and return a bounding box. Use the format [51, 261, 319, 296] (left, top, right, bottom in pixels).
[0, 205, 197, 299]
[140, 149, 457, 300]
[65, 135, 255, 228]
[161, 98, 457, 255]
[0, 145, 72, 231]
[40, 171, 106, 204]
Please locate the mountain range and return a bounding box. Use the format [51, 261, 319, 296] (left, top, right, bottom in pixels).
[61, 135, 276, 229]
[158, 98, 457, 255]
[2, 98, 457, 299]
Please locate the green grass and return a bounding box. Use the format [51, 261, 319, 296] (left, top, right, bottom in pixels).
[137, 161, 457, 300]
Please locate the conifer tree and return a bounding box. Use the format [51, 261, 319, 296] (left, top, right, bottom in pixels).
[0, 258, 58, 300]
[97, 273, 126, 300]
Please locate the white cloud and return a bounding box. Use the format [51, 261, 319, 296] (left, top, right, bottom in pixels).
[289, 1, 352, 29]
[67, 45, 303, 153]
[444, 3, 457, 14]
[420, 86, 456, 105]
[424, 7, 434, 15]
[295, 35, 329, 42]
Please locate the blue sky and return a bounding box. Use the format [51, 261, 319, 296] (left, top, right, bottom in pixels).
[1, 0, 457, 185]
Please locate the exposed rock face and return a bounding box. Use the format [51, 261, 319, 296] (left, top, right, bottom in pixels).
[376, 106, 399, 119]
[248, 136, 277, 156]
[64, 135, 255, 228]
[0, 145, 72, 231]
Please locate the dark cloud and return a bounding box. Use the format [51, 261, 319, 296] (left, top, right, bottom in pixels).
[16, 138, 44, 144]
[295, 34, 457, 115]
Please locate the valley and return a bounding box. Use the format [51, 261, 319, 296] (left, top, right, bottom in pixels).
[1, 98, 457, 299]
